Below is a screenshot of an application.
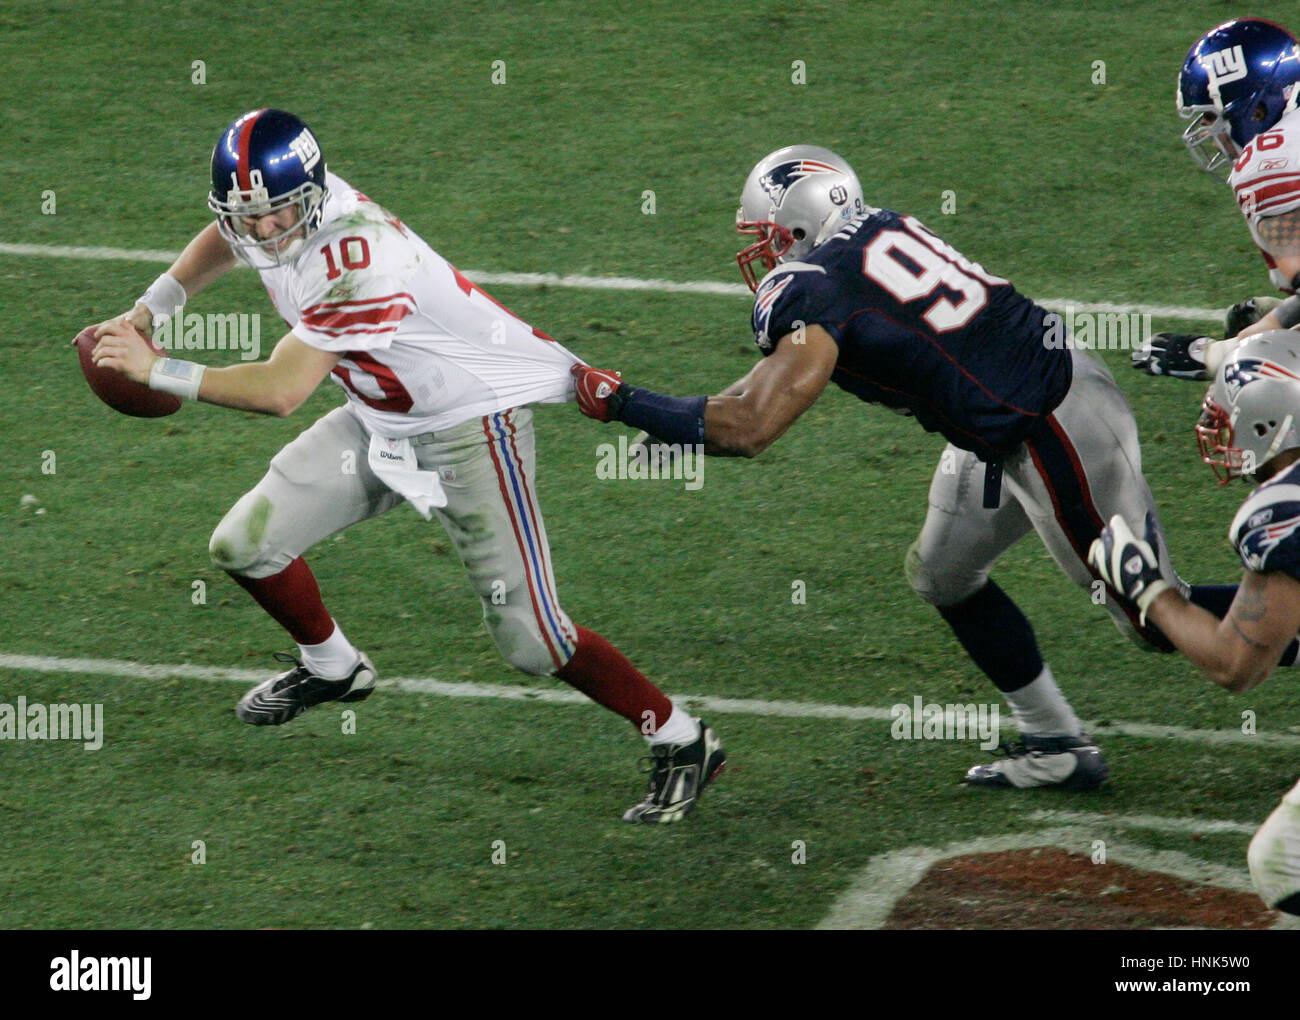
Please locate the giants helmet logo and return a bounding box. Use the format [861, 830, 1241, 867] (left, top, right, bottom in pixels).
[1200, 44, 1248, 103]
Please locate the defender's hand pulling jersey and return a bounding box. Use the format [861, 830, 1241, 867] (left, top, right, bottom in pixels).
[1231, 458, 1300, 579]
[751, 210, 1070, 459]
[1230, 107, 1300, 293]
[257, 172, 578, 437]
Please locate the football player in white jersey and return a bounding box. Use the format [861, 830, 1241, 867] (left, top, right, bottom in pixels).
[1134, 18, 1300, 381]
[1092, 330, 1300, 916]
[86, 108, 725, 824]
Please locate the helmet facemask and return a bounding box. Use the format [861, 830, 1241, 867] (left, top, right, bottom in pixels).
[1195, 397, 1245, 483]
[1198, 332, 1300, 484]
[208, 178, 327, 267]
[735, 213, 796, 292]
[734, 145, 867, 292]
[1178, 105, 1238, 179]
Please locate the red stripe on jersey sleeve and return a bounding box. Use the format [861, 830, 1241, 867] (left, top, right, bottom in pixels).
[300, 293, 416, 317]
[301, 301, 413, 331]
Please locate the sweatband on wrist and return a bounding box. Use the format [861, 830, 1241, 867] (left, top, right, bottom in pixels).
[149, 358, 206, 400]
[1135, 579, 1172, 627]
[614, 386, 707, 447]
[1275, 295, 1300, 329]
[137, 273, 187, 323]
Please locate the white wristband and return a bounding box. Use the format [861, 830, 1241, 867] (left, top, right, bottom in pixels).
[149, 358, 206, 400]
[137, 273, 187, 324]
[1135, 579, 1172, 628]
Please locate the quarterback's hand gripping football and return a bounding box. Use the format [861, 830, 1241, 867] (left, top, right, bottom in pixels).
[571, 363, 626, 422]
[89, 318, 160, 385]
[1087, 512, 1172, 625]
[1129, 332, 1212, 380]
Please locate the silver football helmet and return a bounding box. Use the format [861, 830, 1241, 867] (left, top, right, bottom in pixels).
[1198, 329, 1300, 483]
[736, 144, 867, 291]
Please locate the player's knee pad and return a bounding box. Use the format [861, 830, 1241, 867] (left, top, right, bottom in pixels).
[481, 600, 559, 677]
[904, 536, 987, 607]
[1247, 784, 1300, 914]
[208, 490, 288, 579]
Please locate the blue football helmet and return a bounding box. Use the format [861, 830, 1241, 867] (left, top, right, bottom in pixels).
[208, 109, 328, 265]
[1178, 18, 1300, 178]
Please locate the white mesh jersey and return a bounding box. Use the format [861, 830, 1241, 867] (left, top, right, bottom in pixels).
[253, 172, 578, 437]
[1230, 107, 1300, 293]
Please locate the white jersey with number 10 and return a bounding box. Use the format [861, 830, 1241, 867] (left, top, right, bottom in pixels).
[254, 172, 578, 437]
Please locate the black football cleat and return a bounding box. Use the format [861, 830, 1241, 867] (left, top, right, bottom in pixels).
[964, 732, 1109, 790]
[236, 652, 376, 726]
[623, 719, 726, 824]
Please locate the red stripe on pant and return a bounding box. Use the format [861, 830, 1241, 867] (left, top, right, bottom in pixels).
[480, 414, 567, 670]
[499, 410, 578, 651]
[1024, 416, 1158, 644]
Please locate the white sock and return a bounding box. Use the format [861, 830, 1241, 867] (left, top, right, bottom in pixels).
[298, 621, 361, 679]
[1003, 664, 1082, 737]
[648, 705, 700, 745]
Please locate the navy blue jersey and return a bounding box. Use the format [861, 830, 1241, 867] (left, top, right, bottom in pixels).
[1230, 459, 1300, 580]
[751, 209, 1071, 459]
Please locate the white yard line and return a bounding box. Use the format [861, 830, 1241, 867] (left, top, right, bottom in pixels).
[2, 652, 1297, 748]
[0, 240, 1225, 320]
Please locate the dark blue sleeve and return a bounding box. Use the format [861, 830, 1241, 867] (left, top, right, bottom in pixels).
[751, 266, 841, 356]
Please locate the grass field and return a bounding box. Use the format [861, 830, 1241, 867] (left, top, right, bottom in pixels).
[4, 1, 1300, 931]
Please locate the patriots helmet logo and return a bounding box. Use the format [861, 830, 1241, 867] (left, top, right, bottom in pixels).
[1223, 357, 1300, 402]
[758, 159, 843, 209]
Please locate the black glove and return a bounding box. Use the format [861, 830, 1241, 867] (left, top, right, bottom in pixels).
[1225, 296, 1281, 338]
[1130, 332, 1211, 380]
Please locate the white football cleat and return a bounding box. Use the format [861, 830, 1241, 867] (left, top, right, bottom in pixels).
[964, 733, 1109, 790]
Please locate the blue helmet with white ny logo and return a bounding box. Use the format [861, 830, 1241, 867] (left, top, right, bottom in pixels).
[208, 109, 328, 265]
[1177, 18, 1300, 178]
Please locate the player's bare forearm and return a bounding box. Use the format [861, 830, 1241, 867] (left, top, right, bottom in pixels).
[1146, 571, 1300, 692]
[701, 327, 839, 457]
[571, 325, 836, 454]
[197, 333, 340, 417]
[91, 328, 338, 417]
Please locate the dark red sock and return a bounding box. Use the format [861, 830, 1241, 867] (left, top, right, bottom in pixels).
[555, 625, 674, 734]
[228, 557, 335, 645]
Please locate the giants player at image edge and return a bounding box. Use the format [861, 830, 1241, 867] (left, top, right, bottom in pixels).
[1134, 17, 1300, 380]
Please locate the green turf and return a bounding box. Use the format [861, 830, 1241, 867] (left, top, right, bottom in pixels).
[3, 0, 1300, 929]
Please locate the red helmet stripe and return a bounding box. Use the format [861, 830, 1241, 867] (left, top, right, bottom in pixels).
[234, 110, 264, 191]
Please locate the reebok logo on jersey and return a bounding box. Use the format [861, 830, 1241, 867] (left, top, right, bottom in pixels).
[1259, 157, 1290, 171]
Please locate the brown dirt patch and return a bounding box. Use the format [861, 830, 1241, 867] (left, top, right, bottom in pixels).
[883, 846, 1278, 929]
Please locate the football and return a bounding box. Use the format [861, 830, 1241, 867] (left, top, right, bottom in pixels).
[73, 324, 181, 418]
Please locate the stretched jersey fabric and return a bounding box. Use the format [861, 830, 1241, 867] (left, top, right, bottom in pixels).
[255, 172, 578, 437]
[1231, 458, 1300, 579]
[750, 210, 1070, 460]
[1230, 106, 1300, 293]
